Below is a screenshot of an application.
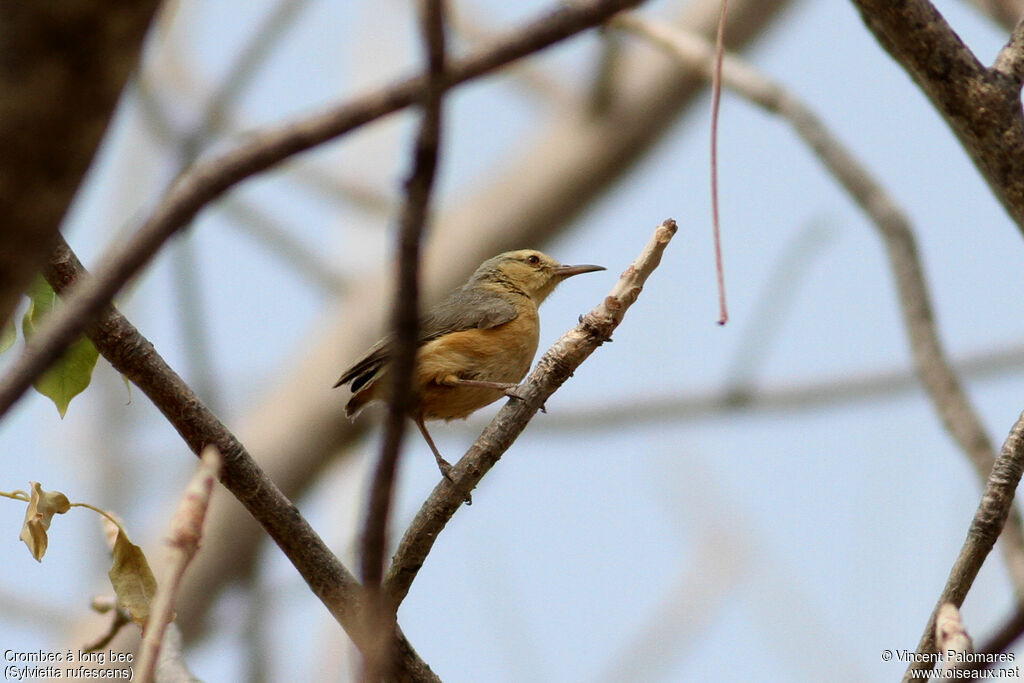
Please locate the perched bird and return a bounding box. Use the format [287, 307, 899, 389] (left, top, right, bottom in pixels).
[334, 249, 604, 477]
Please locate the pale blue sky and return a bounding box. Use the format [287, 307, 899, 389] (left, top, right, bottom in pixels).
[2, 1, 1024, 681]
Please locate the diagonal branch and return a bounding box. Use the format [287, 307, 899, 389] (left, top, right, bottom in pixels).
[613, 10, 1024, 594]
[383, 219, 677, 610]
[614, 14, 1024, 678]
[0, 0, 648, 423]
[851, 0, 1024, 233]
[903, 411, 1024, 682]
[42, 236, 439, 683]
[171, 0, 792, 640]
[136, 446, 222, 683]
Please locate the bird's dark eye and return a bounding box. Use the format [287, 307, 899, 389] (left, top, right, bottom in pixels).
[526, 254, 540, 265]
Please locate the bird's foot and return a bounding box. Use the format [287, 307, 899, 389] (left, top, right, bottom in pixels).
[436, 459, 473, 505]
[503, 384, 527, 401]
[436, 457, 454, 482]
[578, 314, 614, 344]
[504, 385, 546, 413]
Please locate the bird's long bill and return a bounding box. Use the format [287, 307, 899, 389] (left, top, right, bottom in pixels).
[555, 263, 605, 278]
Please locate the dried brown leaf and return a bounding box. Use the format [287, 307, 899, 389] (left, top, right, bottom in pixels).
[18, 482, 70, 561]
[108, 529, 157, 628]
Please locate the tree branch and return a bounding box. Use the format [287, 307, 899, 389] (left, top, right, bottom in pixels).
[170, 0, 791, 639]
[137, 446, 221, 683]
[851, 0, 1024, 233]
[383, 219, 677, 610]
[360, 2, 447, 680]
[0, 0, 647, 423]
[41, 236, 438, 683]
[902, 411, 1024, 681]
[614, 9, 1024, 595]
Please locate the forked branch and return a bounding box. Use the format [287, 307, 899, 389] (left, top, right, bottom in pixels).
[383, 219, 678, 610]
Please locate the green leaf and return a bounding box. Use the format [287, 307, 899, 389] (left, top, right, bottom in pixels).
[0, 315, 15, 353]
[22, 275, 57, 330]
[22, 276, 100, 417]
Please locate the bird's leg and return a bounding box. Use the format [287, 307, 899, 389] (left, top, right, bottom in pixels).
[414, 416, 473, 505]
[441, 375, 529, 400]
[440, 375, 543, 410]
[414, 416, 453, 481]
[441, 376, 517, 392]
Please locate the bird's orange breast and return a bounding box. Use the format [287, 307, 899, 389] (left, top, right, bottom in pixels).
[416, 304, 539, 420]
[344, 303, 541, 421]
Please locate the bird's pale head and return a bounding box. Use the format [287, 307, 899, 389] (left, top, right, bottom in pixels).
[473, 249, 605, 303]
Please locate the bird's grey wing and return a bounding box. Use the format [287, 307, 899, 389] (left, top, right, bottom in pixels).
[418, 286, 518, 339]
[334, 288, 517, 390]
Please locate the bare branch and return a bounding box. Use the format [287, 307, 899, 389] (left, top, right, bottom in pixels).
[171, 0, 792, 638]
[448, 0, 569, 104]
[615, 10, 1024, 593]
[360, 2, 447, 680]
[137, 447, 221, 683]
[710, 0, 729, 325]
[851, 0, 1024, 232]
[383, 219, 678, 610]
[0, 0, 648, 422]
[82, 601, 132, 654]
[903, 411, 1024, 682]
[40, 236, 436, 680]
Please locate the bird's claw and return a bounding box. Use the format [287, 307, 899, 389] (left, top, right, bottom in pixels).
[504, 385, 547, 413]
[436, 458, 454, 482]
[437, 460, 473, 505]
[504, 385, 528, 401]
[578, 314, 613, 344]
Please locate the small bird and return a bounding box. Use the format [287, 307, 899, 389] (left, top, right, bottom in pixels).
[334, 249, 604, 477]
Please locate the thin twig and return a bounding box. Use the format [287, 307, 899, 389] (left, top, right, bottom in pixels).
[710, 0, 729, 325]
[41, 236, 439, 682]
[383, 219, 678, 610]
[904, 411, 1024, 682]
[137, 446, 222, 683]
[167, 0, 793, 637]
[0, 0, 646, 422]
[359, 1, 447, 681]
[615, 0, 1024, 606]
[82, 601, 132, 654]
